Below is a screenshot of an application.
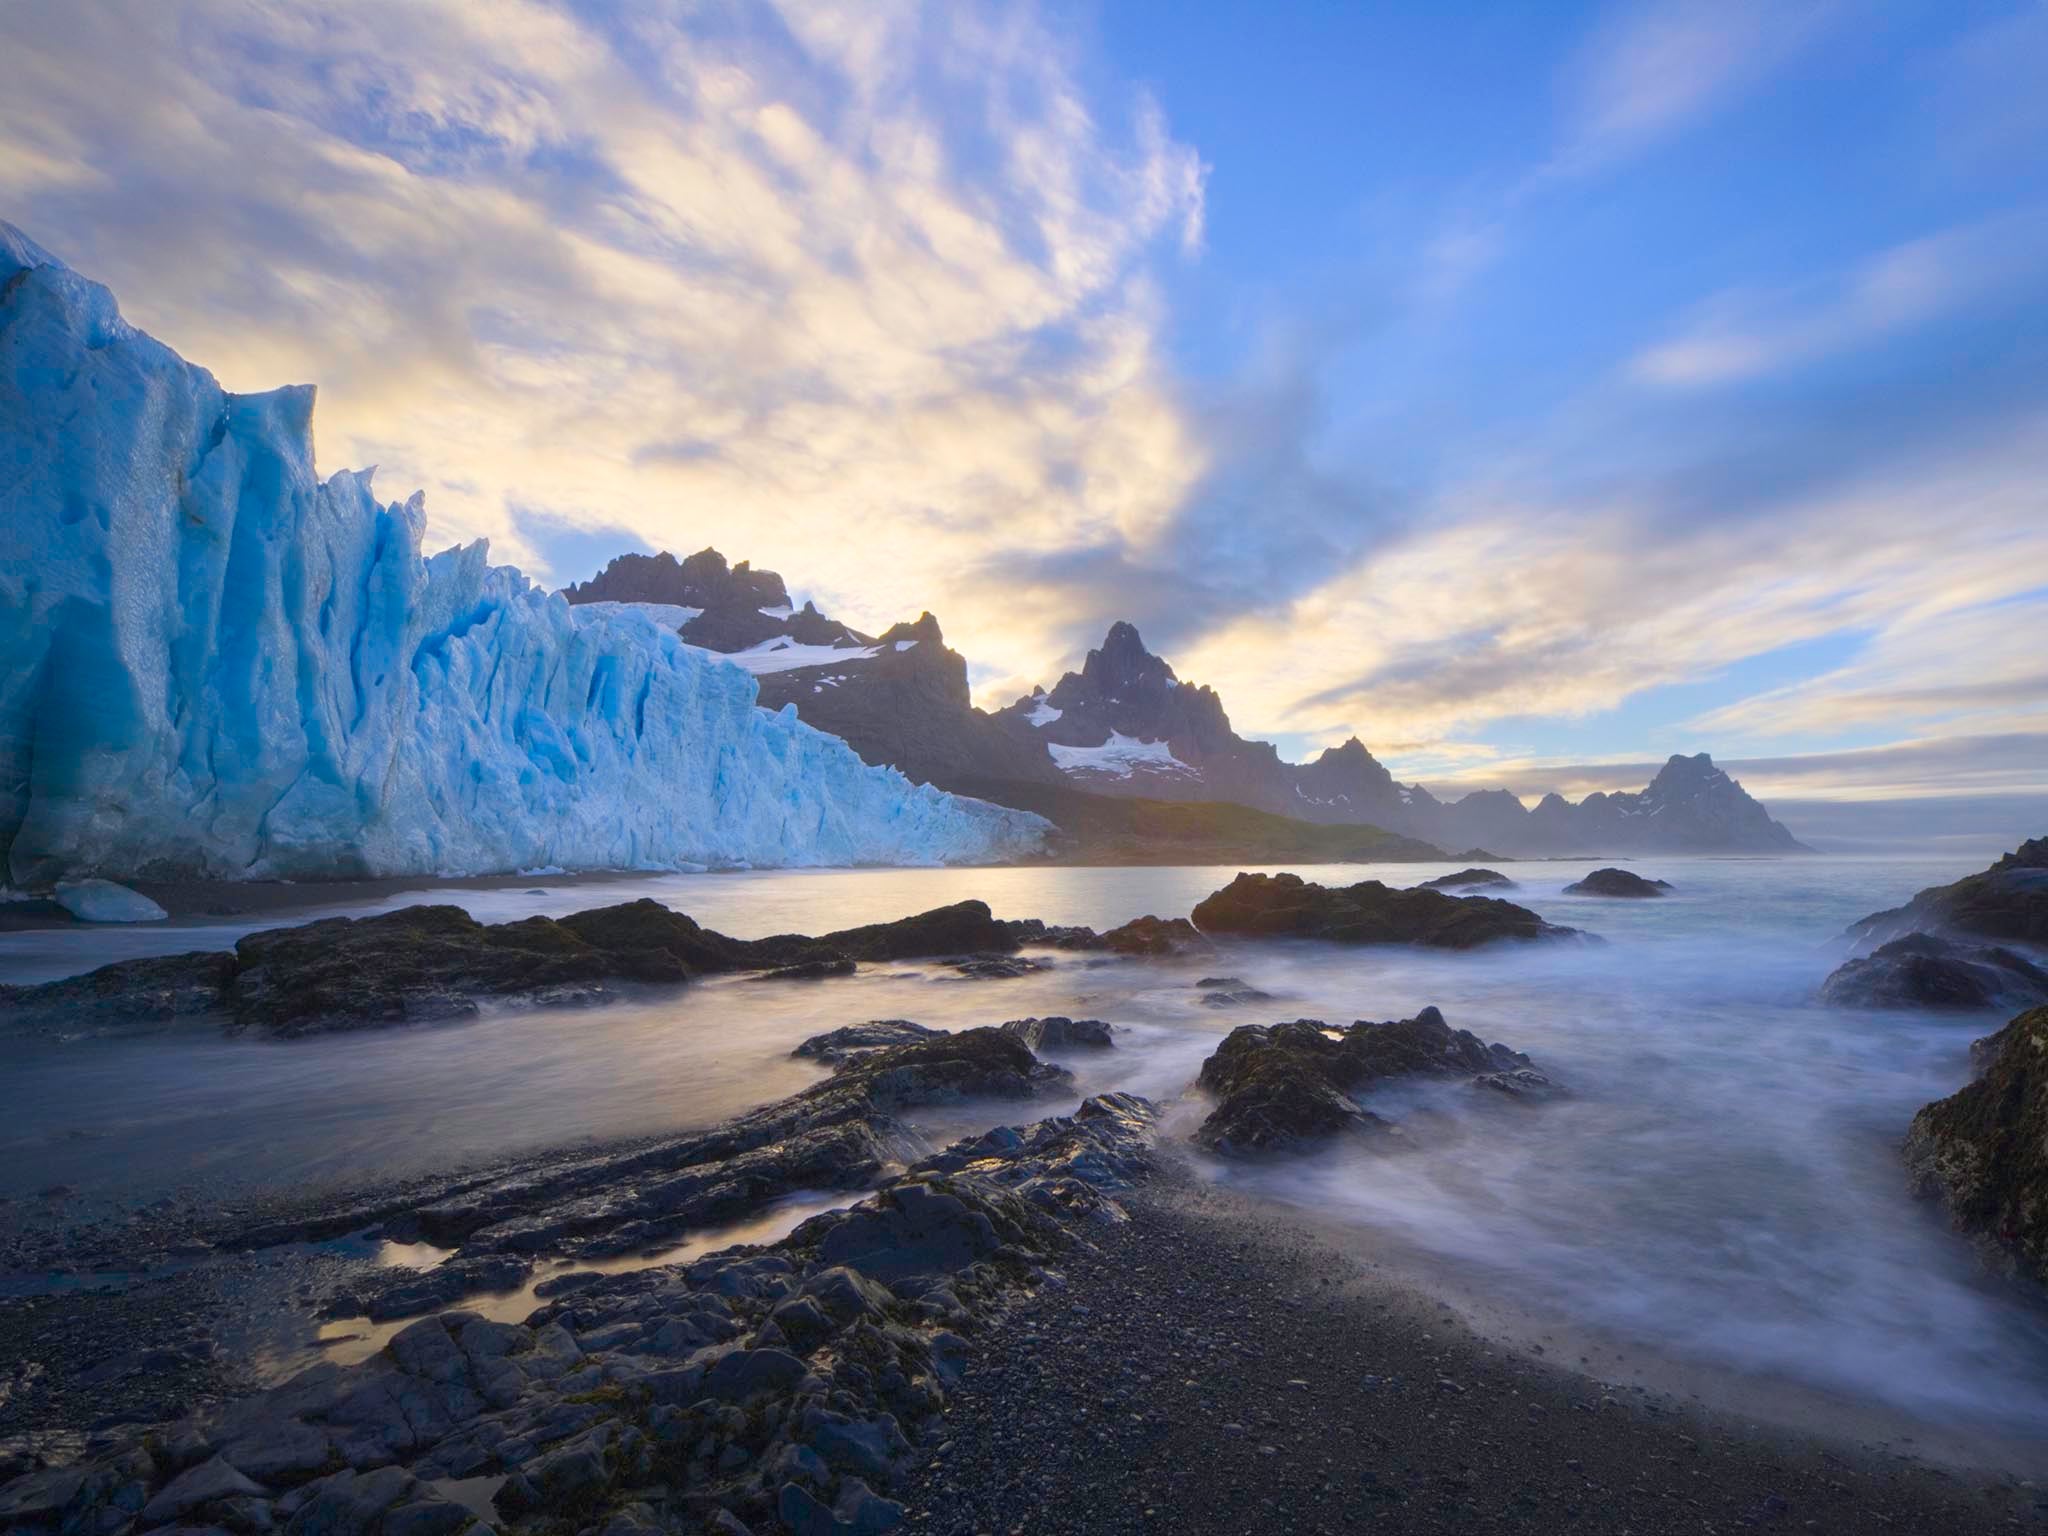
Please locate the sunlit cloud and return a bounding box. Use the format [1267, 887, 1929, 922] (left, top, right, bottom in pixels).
[0, 0, 1206, 685]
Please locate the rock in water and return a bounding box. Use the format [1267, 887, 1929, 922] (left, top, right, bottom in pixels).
[1845, 838, 2048, 949]
[999, 1016, 1114, 1051]
[1562, 868, 1671, 898]
[51, 879, 167, 923]
[0, 222, 1046, 884]
[1190, 871, 1578, 948]
[1416, 868, 1515, 891]
[1904, 1006, 2048, 1279]
[1820, 933, 2048, 1011]
[1194, 1009, 1554, 1155]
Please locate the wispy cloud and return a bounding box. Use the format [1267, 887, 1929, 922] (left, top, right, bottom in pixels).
[1632, 212, 2048, 388]
[1546, 0, 1833, 180]
[0, 0, 1205, 680]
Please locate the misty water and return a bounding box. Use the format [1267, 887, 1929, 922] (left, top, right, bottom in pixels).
[4, 855, 2045, 1447]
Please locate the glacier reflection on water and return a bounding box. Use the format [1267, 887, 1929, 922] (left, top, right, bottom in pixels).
[3, 854, 2046, 1438]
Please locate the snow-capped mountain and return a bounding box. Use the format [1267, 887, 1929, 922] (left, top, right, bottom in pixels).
[997, 623, 1806, 855]
[0, 223, 1048, 883]
[564, 556, 1065, 791]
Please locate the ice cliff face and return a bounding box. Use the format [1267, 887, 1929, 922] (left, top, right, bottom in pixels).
[0, 224, 1049, 882]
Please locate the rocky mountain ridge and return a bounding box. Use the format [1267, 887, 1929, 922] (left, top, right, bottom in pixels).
[565, 550, 1806, 857]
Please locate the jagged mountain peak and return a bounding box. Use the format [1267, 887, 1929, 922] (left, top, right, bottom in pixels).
[1080, 620, 1179, 695]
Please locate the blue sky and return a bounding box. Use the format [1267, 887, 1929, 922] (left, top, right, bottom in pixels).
[2, 0, 2044, 834]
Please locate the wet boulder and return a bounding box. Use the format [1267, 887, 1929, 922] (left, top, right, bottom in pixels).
[1820, 933, 2048, 1011]
[1417, 868, 1516, 891]
[793, 1020, 943, 1065]
[1097, 915, 1210, 956]
[1195, 1009, 1552, 1156]
[1562, 868, 1671, 898]
[1904, 1006, 2048, 1280]
[1191, 871, 1577, 948]
[999, 1016, 1113, 1051]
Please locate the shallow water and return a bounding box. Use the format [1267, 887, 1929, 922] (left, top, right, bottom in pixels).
[4, 854, 2046, 1441]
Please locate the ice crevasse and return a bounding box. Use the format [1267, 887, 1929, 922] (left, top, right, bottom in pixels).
[0, 223, 1049, 882]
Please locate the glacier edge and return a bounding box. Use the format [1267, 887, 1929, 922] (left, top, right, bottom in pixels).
[0, 223, 1049, 882]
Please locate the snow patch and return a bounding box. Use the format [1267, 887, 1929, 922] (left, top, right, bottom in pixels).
[1026, 701, 1063, 728]
[1047, 731, 1198, 780]
[708, 636, 883, 675]
[758, 604, 794, 620]
[894, 639, 918, 651]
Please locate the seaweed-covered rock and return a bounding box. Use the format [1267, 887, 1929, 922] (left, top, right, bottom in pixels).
[1190, 872, 1577, 949]
[1847, 838, 2048, 949]
[1417, 868, 1515, 891]
[1562, 868, 1671, 898]
[1820, 933, 2048, 1011]
[1194, 1009, 1551, 1155]
[1903, 1006, 2048, 1279]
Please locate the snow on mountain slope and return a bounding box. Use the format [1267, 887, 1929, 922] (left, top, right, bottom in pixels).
[1047, 731, 1199, 780]
[0, 223, 1048, 882]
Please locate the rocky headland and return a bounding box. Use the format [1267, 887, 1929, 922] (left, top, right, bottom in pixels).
[1823, 840, 2048, 1010]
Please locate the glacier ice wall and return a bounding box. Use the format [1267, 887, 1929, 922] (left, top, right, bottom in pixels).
[0, 224, 1048, 881]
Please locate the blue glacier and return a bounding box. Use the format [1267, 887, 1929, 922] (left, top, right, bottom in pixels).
[0, 223, 1049, 882]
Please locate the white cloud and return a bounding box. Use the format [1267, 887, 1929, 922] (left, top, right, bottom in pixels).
[0, 0, 1206, 682]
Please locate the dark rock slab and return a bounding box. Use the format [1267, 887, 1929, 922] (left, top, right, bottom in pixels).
[1096, 915, 1210, 956]
[1, 897, 1068, 1037]
[1194, 1009, 1553, 1156]
[1562, 868, 1671, 897]
[1190, 871, 1577, 949]
[0, 950, 237, 1032]
[1821, 933, 2048, 1011]
[1904, 1006, 2048, 1280]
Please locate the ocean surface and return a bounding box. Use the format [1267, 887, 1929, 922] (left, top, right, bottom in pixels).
[4, 855, 2045, 1444]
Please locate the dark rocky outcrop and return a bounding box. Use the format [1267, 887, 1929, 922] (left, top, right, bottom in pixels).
[0, 1047, 1159, 1536]
[0, 898, 1067, 1036]
[1904, 1006, 2048, 1280]
[1190, 872, 1578, 949]
[1193, 1008, 1553, 1155]
[1417, 868, 1515, 891]
[1820, 933, 2048, 1012]
[1846, 838, 2048, 949]
[1563, 868, 1672, 898]
[792, 1020, 942, 1065]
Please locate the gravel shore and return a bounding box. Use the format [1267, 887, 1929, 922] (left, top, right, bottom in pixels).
[906, 1175, 2046, 1535]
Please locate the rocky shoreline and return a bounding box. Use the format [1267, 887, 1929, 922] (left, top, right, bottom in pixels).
[7, 1054, 2041, 1536]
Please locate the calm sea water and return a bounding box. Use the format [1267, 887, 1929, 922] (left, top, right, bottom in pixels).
[4, 855, 2045, 1440]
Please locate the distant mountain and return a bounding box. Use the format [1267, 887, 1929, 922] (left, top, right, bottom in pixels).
[563, 552, 1064, 792]
[995, 622, 1807, 855]
[566, 556, 1805, 857]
